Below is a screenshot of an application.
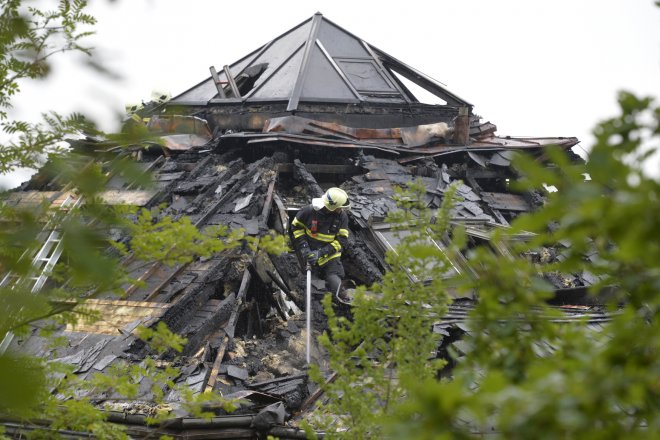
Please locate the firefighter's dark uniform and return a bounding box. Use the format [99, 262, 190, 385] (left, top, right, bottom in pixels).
[291, 204, 349, 295]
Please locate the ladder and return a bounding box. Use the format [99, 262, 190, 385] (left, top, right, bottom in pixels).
[0, 153, 165, 354]
[0, 193, 83, 354]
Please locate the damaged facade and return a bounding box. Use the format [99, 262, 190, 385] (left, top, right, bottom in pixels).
[0, 13, 610, 439]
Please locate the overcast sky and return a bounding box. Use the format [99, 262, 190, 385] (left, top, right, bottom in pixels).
[3, 0, 659, 188]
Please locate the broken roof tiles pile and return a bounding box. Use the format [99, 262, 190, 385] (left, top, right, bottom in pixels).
[0, 12, 602, 440]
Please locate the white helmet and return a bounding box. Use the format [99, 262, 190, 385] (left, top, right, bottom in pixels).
[319, 187, 350, 211]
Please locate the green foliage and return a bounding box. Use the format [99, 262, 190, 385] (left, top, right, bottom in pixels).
[114, 206, 243, 266]
[0, 1, 288, 433]
[0, 0, 95, 111]
[246, 230, 290, 255]
[513, 91, 660, 309]
[2, 1, 656, 438]
[45, 398, 126, 440]
[26, 322, 212, 439]
[309, 92, 660, 439]
[0, 353, 48, 417]
[412, 94, 659, 438]
[0, 0, 98, 173]
[137, 321, 187, 355]
[176, 387, 239, 421]
[309, 180, 460, 438]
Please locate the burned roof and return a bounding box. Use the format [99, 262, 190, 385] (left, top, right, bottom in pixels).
[171, 13, 470, 109]
[0, 13, 599, 440]
[168, 13, 471, 131]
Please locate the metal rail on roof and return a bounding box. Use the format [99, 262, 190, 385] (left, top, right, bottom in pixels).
[287, 12, 323, 112]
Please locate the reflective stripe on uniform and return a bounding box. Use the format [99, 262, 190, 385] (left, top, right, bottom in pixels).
[298, 227, 336, 242]
[292, 217, 336, 242]
[318, 251, 341, 266]
[309, 231, 336, 242]
[292, 211, 350, 262]
[292, 217, 305, 228]
[291, 217, 307, 239]
[329, 240, 341, 252]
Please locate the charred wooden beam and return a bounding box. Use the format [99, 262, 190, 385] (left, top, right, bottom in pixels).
[277, 163, 362, 175]
[196, 156, 272, 225]
[297, 372, 337, 414]
[181, 296, 235, 357]
[344, 238, 383, 286]
[272, 193, 289, 234]
[247, 372, 308, 389]
[465, 175, 509, 226]
[448, 168, 508, 179]
[453, 107, 470, 145]
[292, 159, 323, 197]
[144, 265, 189, 301]
[151, 258, 235, 334]
[187, 154, 215, 180]
[204, 267, 252, 392]
[191, 158, 244, 205]
[125, 160, 249, 298]
[260, 178, 277, 228]
[225, 267, 252, 339]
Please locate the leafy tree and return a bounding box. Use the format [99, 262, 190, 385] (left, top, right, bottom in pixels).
[309, 92, 660, 439]
[306, 180, 459, 438]
[0, 0, 111, 420]
[0, 0, 97, 173]
[0, 1, 286, 437]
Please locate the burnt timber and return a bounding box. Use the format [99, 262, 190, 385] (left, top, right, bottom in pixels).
[0, 12, 604, 440]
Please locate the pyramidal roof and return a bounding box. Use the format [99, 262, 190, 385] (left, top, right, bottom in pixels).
[170, 13, 470, 110]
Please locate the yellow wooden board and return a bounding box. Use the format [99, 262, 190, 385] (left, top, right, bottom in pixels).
[66, 299, 169, 335]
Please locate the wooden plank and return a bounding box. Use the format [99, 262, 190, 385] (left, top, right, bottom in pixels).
[71, 299, 170, 308]
[481, 192, 530, 211]
[204, 267, 252, 393]
[272, 193, 289, 233]
[125, 262, 162, 297]
[65, 303, 168, 334]
[205, 334, 229, 394]
[260, 178, 277, 226]
[144, 264, 188, 302]
[225, 268, 252, 339]
[99, 190, 157, 206]
[78, 307, 165, 319]
[62, 298, 169, 333]
[66, 322, 138, 335]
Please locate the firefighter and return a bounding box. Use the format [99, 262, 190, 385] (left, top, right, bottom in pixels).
[292, 187, 351, 302]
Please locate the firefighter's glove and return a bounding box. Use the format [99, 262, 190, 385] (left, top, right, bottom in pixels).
[305, 250, 321, 266]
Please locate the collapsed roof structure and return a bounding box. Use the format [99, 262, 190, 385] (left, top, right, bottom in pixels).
[1, 13, 609, 439]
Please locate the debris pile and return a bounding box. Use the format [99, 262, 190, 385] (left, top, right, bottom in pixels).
[0, 12, 602, 439]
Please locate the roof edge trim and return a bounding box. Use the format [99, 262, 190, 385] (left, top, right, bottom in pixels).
[287, 12, 324, 112]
